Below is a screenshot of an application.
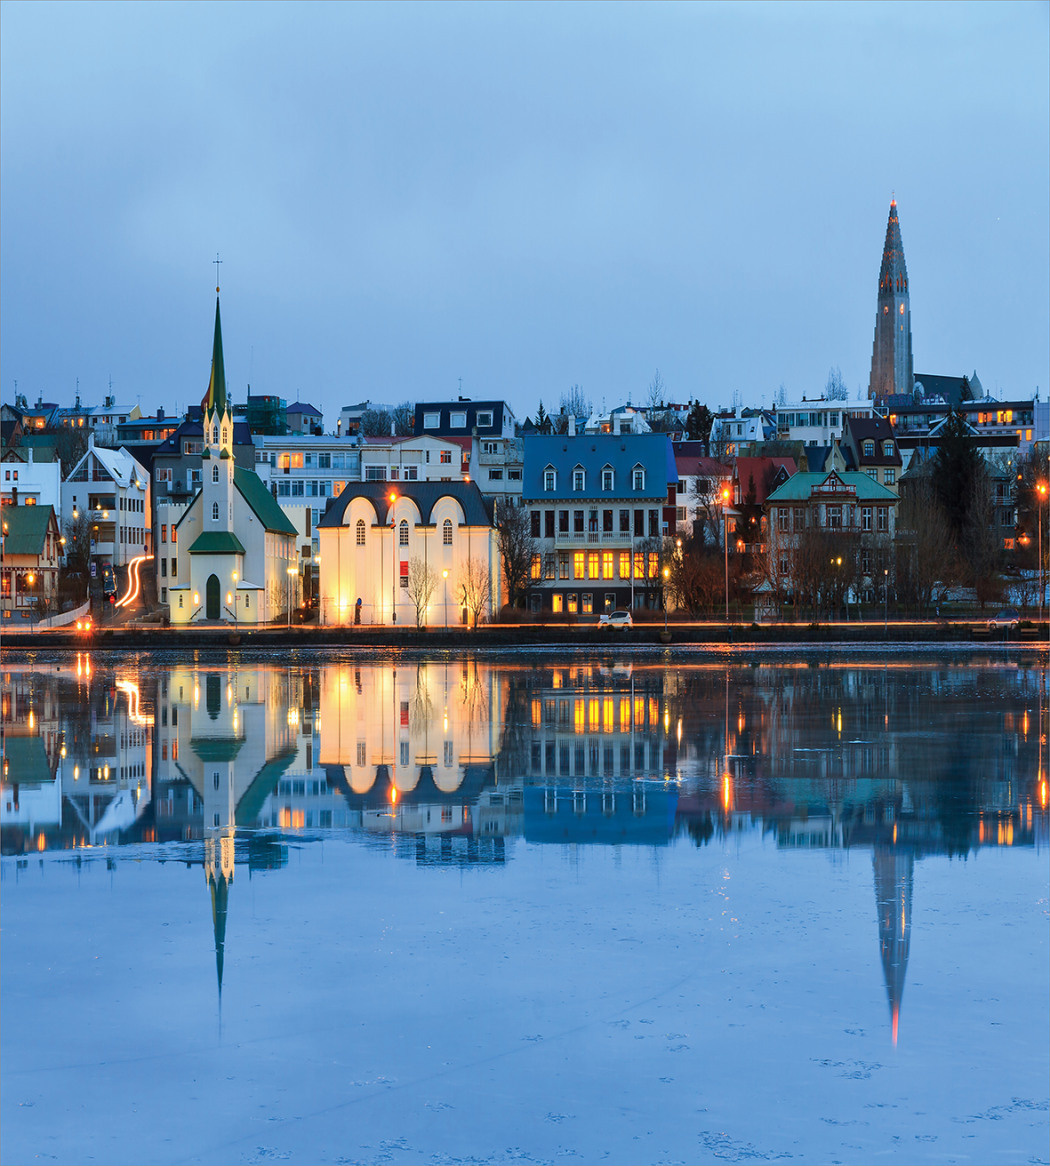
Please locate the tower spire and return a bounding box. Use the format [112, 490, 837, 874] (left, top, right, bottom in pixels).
[867, 198, 914, 401]
[200, 295, 228, 420]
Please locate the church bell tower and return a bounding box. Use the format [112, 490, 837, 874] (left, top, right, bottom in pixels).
[868, 198, 914, 402]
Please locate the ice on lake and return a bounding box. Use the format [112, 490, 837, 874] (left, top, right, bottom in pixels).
[2, 649, 1048, 1165]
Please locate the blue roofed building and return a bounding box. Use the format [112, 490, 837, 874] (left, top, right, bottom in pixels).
[521, 432, 677, 616]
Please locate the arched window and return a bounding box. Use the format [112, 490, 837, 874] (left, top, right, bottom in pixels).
[212, 501, 219, 521]
[443, 518, 453, 546]
[212, 463, 219, 482]
[632, 465, 645, 491]
[862, 440, 875, 457]
[356, 519, 366, 546]
[399, 519, 409, 546]
[222, 426, 228, 445]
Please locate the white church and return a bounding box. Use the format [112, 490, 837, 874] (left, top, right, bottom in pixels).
[168, 296, 298, 625]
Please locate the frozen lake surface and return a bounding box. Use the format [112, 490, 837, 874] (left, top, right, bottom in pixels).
[2, 648, 1048, 1165]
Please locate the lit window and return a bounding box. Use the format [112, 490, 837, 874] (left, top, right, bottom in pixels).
[356, 519, 366, 546]
[399, 520, 409, 546]
[443, 519, 452, 546]
[531, 554, 542, 579]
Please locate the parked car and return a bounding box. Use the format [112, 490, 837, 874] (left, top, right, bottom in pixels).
[598, 610, 633, 629]
[987, 608, 1020, 629]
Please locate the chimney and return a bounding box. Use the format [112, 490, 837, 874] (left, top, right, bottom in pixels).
[157, 406, 165, 421]
[568, 415, 576, 437]
[613, 413, 620, 436]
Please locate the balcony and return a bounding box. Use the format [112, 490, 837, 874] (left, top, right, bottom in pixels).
[553, 530, 634, 547]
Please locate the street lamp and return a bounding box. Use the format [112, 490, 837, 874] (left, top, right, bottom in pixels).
[1038, 482, 1048, 625]
[286, 565, 296, 629]
[721, 486, 732, 622]
[442, 568, 449, 630]
[883, 567, 889, 633]
[663, 566, 670, 631]
[389, 492, 398, 625]
[232, 570, 238, 623]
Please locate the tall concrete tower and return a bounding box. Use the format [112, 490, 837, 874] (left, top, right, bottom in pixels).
[867, 199, 913, 402]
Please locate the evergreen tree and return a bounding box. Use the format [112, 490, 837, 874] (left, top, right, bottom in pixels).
[685, 400, 713, 446]
[933, 409, 984, 539]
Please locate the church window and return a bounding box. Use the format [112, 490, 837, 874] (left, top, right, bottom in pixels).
[356, 519, 366, 546]
[222, 426, 229, 444]
[399, 520, 409, 546]
[443, 519, 453, 546]
[211, 502, 219, 521]
[212, 464, 219, 482]
[899, 304, 905, 315]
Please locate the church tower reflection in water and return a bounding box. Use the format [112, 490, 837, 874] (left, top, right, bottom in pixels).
[873, 845, 913, 1046]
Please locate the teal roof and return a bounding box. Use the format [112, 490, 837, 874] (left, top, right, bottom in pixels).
[2, 505, 57, 556]
[766, 470, 897, 503]
[188, 530, 246, 555]
[236, 746, 298, 826]
[190, 737, 246, 762]
[234, 467, 297, 535]
[2, 736, 54, 785]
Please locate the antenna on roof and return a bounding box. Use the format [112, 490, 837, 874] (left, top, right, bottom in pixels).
[213, 252, 222, 292]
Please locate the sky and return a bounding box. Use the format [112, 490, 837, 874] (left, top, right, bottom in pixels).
[1, 1, 1047, 426]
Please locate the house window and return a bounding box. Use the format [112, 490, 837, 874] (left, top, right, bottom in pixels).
[559, 555, 570, 579]
[883, 469, 895, 485]
[602, 551, 614, 579]
[544, 467, 556, 491]
[488, 469, 503, 481]
[647, 552, 659, 578]
[877, 507, 888, 533]
[531, 511, 541, 537]
[619, 552, 631, 579]
[619, 509, 630, 532]
[356, 519, 366, 545]
[544, 553, 556, 579]
[558, 510, 569, 533]
[450, 411, 467, 428]
[602, 467, 613, 491]
[365, 466, 386, 481]
[862, 440, 875, 457]
[443, 519, 452, 545]
[567, 593, 578, 614]
[552, 593, 563, 614]
[573, 552, 585, 579]
[423, 412, 440, 429]
[574, 510, 584, 532]
[211, 502, 219, 521]
[777, 509, 788, 532]
[573, 467, 585, 491]
[883, 440, 894, 456]
[588, 551, 599, 578]
[171, 558, 177, 577]
[826, 505, 841, 528]
[545, 511, 555, 538]
[862, 506, 872, 531]
[476, 411, 493, 428]
[399, 520, 409, 546]
[508, 469, 522, 480]
[582, 593, 593, 615]
[632, 466, 645, 490]
[161, 524, 167, 543]
[531, 554, 542, 580]
[440, 450, 452, 464]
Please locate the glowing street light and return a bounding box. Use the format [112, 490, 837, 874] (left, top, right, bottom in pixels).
[442, 568, 449, 630]
[721, 485, 732, 622]
[1038, 482, 1048, 626]
[389, 492, 398, 625]
[663, 566, 670, 632]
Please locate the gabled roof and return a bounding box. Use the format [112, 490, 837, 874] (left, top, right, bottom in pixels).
[188, 531, 246, 555]
[66, 443, 147, 489]
[522, 433, 675, 501]
[766, 471, 897, 503]
[233, 467, 297, 535]
[287, 401, 322, 417]
[2, 504, 58, 556]
[155, 419, 254, 456]
[317, 481, 495, 529]
[734, 457, 798, 505]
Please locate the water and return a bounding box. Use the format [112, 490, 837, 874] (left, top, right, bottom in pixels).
[2, 648, 1048, 1165]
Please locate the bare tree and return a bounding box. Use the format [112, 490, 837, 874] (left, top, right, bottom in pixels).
[391, 401, 416, 436]
[824, 366, 849, 401]
[457, 556, 491, 628]
[560, 383, 591, 420]
[647, 369, 666, 410]
[897, 474, 956, 613]
[497, 500, 535, 609]
[406, 556, 438, 627]
[360, 408, 393, 437]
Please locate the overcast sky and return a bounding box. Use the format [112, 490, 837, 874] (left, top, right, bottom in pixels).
[1, 1, 1047, 425]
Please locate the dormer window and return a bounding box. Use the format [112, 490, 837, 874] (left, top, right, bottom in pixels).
[601, 465, 614, 491]
[450, 411, 467, 429]
[573, 466, 585, 492]
[632, 465, 645, 491]
[543, 466, 556, 491]
[476, 411, 493, 428]
[423, 412, 440, 429]
[863, 440, 875, 457]
[883, 440, 894, 456]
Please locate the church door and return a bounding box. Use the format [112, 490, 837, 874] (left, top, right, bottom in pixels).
[206, 574, 220, 620]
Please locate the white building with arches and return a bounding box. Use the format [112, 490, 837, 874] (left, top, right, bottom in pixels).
[317, 482, 500, 626]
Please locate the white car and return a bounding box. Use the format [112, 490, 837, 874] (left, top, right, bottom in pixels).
[598, 610, 633, 629]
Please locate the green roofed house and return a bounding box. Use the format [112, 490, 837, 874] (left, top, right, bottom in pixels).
[1, 504, 62, 622]
[765, 470, 898, 611]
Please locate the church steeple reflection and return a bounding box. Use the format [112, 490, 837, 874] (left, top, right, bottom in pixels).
[873, 844, 913, 1047]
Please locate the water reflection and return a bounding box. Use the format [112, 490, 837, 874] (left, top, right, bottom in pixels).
[2, 649, 1047, 1039]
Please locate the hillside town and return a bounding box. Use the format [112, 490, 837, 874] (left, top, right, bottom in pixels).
[3, 201, 1048, 630]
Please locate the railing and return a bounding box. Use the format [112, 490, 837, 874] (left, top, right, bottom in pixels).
[553, 530, 634, 547]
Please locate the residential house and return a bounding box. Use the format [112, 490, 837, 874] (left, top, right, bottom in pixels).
[413, 399, 518, 440]
[61, 436, 150, 592]
[469, 433, 524, 507]
[710, 408, 776, 457]
[317, 481, 500, 627]
[360, 434, 470, 486]
[521, 432, 677, 616]
[1, 447, 62, 512]
[673, 449, 733, 544]
[286, 401, 323, 436]
[54, 394, 142, 446]
[841, 414, 903, 494]
[774, 395, 875, 450]
[765, 470, 897, 606]
[1, 504, 62, 621]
